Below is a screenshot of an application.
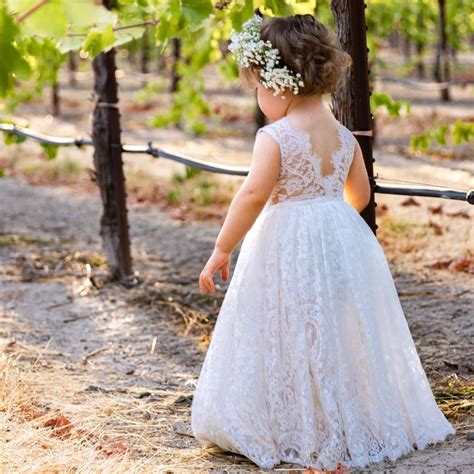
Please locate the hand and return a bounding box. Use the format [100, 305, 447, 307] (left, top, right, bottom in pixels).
[199, 247, 232, 294]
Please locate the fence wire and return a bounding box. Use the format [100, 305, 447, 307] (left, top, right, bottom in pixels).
[1, 123, 472, 204]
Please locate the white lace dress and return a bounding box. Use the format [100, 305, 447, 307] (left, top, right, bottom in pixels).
[190, 116, 455, 471]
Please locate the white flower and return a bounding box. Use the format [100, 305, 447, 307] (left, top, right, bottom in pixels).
[228, 14, 304, 96]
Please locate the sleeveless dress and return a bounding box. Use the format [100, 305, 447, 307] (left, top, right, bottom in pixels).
[190, 116, 455, 471]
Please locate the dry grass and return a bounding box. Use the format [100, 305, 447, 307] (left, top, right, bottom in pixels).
[1, 350, 146, 472]
[0, 145, 237, 223]
[1, 345, 469, 473]
[375, 200, 474, 278]
[0, 342, 264, 473]
[432, 374, 474, 431]
[125, 166, 237, 221]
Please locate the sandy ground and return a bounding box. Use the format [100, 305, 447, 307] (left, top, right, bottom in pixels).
[0, 171, 472, 472]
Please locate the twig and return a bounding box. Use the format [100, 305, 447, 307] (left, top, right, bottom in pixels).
[82, 347, 108, 365]
[17, 0, 50, 23]
[46, 299, 73, 310]
[67, 19, 160, 37]
[63, 314, 92, 324]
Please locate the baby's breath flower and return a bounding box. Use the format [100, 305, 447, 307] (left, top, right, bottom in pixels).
[228, 14, 304, 97]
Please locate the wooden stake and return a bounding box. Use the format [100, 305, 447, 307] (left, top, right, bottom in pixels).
[91, 0, 134, 284]
[331, 0, 377, 235]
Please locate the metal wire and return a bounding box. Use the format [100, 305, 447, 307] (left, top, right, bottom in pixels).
[1, 123, 472, 204]
[374, 175, 467, 191]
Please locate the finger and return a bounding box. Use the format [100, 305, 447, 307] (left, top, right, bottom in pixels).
[201, 270, 215, 294]
[221, 261, 230, 282]
[205, 274, 215, 294]
[199, 274, 206, 294]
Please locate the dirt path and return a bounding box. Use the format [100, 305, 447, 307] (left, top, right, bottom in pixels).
[0, 175, 472, 473]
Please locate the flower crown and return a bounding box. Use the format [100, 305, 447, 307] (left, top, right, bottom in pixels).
[228, 14, 304, 98]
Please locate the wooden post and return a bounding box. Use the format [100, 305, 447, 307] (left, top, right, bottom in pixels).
[91, 0, 134, 284]
[438, 0, 450, 102]
[169, 38, 181, 93]
[330, 0, 377, 235]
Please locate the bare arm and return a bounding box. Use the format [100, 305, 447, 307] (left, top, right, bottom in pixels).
[343, 139, 371, 213]
[199, 131, 280, 294]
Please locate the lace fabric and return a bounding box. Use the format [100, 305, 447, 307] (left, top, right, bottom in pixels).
[190, 116, 455, 471]
[257, 116, 356, 205]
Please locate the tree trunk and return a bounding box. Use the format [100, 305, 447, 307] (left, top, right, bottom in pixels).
[169, 38, 181, 93]
[92, 0, 134, 284]
[141, 27, 150, 76]
[415, 13, 425, 79]
[330, 0, 376, 235]
[432, 41, 441, 82]
[68, 51, 77, 86]
[51, 80, 60, 116]
[403, 35, 411, 63]
[157, 53, 166, 73]
[416, 41, 425, 79]
[438, 0, 450, 101]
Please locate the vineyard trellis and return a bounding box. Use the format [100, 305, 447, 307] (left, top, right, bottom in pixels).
[1, 123, 472, 194]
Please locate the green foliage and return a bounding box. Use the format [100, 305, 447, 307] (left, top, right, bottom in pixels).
[167, 189, 182, 203]
[370, 91, 410, 117]
[1, 0, 472, 139]
[40, 143, 59, 160]
[410, 120, 474, 151]
[172, 165, 202, 183]
[83, 25, 116, 57]
[230, 0, 254, 30]
[3, 130, 27, 145]
[185, 165, 202, 179]
[0, 3, 31, 96]
[446, 0, 474, 50]
[366, 0, 437, 66]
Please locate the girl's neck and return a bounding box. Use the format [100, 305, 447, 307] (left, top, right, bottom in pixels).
[284, 94, 331, 123]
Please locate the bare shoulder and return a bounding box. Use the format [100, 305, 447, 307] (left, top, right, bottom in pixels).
[255, 121, 281, 145]
[255, 125, 281, 154]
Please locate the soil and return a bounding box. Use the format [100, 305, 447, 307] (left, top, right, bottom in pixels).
[0, 173, 472, 473]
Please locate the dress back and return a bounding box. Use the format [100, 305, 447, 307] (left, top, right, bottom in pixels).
[257, 116, 356, 205]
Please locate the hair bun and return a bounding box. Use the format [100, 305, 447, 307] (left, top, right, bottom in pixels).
[260, 15, 352, 95]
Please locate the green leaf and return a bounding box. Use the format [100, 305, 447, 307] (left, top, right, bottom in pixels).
[83, 24, 116, 57]
[40, 143, 59, 160]
[3, 130, 27, 145]
[58, 35, 84, 54]
[0, 4, 32, 96]
[452, 120, 474, 145]
[433, 125, 448, 146]
[410, 133, 430, 151]
[370, 91, 410, 118]
[264, 0, 294, 16]
[230, 0, 254, 30]
[181, 0, 213, 24]
[114, 26, 146, 47]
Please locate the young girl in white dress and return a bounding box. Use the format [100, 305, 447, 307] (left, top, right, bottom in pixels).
[191, 13, 455, 474]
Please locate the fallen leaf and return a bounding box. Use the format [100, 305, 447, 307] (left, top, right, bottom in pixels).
[426, 260, 452, 270]
[448, 257, 474, 274]
[376, 203, 389, 215]
[428, 220, 443, 235]
[428, 204, 443, 214]
[44, 414, 74, 439]
[401, 197, 421, 206]
[446, 210, 470, 219]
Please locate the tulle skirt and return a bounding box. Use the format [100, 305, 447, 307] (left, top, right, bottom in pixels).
[190, 195, 455, 470]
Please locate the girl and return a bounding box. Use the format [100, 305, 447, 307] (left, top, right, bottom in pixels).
[191, 13, 455, 473]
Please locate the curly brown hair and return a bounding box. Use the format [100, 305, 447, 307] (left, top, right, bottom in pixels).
[242, 14, 352, 95]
